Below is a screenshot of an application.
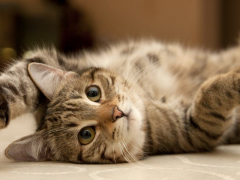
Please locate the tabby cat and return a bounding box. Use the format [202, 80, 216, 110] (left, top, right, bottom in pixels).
[1, 40, 240, 163]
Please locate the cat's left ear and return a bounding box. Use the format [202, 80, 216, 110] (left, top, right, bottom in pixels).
[28, 63, 76, 100]
[5, 130, 53, 162]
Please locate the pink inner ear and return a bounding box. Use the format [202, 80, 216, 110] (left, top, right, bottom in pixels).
[5, 130, 50, 162]
[6, 142, 38, 161]
[28, 63, 65, 100]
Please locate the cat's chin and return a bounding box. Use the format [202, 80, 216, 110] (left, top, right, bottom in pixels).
[122, 106, 145, 157]
[103, 105, 145, 163]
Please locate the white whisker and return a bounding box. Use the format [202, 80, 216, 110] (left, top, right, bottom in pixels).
[122, 141, 140, 163]
[118, 142, 135, 165]
[113, 145, 116, 163]
[127, 62, 161, 99]
[127, 60, 160, 87]
[124, 55, 142, 78]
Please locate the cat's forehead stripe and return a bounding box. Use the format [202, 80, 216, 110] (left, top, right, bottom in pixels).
[110, 76, 115, 86]
[89, 68, 101, 81]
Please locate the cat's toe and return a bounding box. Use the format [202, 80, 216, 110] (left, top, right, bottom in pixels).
[0, 95, 9, 129]
[0, 116, 7, 129]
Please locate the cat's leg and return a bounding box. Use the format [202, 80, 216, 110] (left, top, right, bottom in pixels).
[185, 69, 240, 151]
[212, 107, 240, 145]
[148, 69, 240, 154]
[0, 51, 62, 129]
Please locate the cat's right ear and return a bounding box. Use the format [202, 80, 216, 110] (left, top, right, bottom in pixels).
[28, 63, 76, 100]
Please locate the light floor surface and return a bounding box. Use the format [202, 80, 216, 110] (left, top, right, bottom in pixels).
[0, 114, 240, 180]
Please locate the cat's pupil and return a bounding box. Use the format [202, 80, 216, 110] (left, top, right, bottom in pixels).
[87, 90, 98, 97]
[81, 130, 92, 139]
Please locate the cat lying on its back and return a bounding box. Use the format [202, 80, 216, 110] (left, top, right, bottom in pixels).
[0, 40, 240, 163]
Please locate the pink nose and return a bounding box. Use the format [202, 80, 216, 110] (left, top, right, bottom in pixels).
[113, 107, 124, 121]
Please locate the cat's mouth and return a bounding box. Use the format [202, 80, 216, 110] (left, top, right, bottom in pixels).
[123, 108, 133, 131]
[124, 109, 131, 119]
[119, 102, 132, 120]
[121, 108, 132, 125]
[112, 109, 131, 139]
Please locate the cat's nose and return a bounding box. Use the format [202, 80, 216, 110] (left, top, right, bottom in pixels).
[112, 106, 125, 122]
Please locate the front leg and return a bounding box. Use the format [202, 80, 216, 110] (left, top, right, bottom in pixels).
[147, 69, 240, 154]
[186, 69, 240, 150]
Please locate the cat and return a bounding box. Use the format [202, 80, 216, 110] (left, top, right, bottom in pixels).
[1, 40, 240, 163]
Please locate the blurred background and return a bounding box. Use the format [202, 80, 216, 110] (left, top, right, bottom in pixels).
[0, 0, 239, 69]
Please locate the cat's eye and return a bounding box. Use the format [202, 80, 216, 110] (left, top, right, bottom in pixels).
[86, 86, 101, 102]
[78, 127, 96, 145]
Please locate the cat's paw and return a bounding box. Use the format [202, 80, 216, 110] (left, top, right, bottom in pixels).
[0, 94, 9, 129]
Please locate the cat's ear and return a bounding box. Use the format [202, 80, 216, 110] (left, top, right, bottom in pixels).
[5, 130, 52, 162]
[28, 62, 76, 100]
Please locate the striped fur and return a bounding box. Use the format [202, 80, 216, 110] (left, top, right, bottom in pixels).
[2, 40, 240, 163]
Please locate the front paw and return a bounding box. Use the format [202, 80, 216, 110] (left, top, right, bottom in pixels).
[0, 94, 9, 129]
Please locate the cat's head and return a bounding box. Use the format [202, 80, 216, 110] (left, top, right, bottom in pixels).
[5, 63, 146, 163]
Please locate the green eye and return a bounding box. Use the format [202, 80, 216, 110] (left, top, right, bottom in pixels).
[86, 86, 101, 102]
[78, 127, 96, 145]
